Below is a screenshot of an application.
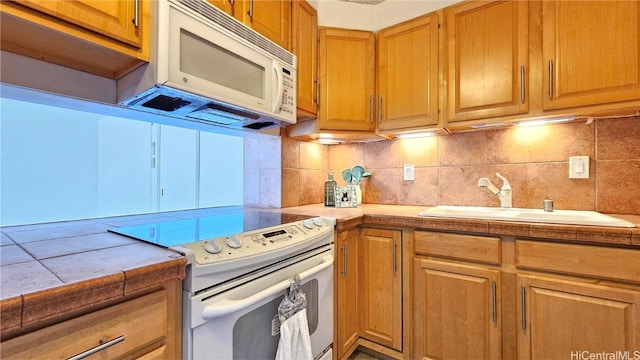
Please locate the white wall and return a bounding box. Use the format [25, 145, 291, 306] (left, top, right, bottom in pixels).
[317, 0, 462, 31]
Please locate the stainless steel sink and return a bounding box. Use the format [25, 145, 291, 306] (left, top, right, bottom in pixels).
[418, 206, 636, 228]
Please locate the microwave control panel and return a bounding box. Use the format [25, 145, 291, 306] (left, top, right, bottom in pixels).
[280, 67, 296, 117]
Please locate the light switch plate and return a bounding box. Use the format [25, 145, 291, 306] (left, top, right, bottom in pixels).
[403, 164, 415, 181]
[569, 156, 589, 179]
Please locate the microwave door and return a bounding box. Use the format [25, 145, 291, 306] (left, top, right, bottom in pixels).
[165, 4, 274, 115]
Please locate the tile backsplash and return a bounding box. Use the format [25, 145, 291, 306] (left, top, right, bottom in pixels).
[281, 116, 640, 215]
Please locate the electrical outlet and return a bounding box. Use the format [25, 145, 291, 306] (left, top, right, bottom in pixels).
[403, 164, 415, 181]
[569, 156, 590, 179]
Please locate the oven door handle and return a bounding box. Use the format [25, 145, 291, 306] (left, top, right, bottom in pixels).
[201, 254, 334, 320]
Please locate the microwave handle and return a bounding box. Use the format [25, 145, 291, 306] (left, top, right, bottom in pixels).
[273, 64, 285, 113]
[201, 254, 334, 320]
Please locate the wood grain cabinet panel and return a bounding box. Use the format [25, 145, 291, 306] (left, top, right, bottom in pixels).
[359, 228, 402, 351]
[14, 0, 142, 47]
[206, 0, 235, 16]
[318, 27, 376, 132]
[444, 0, 528, 123]
[415, 231, 501, 265]
[335, 229, 360, 359]
[206, 0, 291, 50]
[292, 0, 318, 119]
[517, 275, 640, 360]
[542, 1, 640, 110]
[377, 12, 440, 133]
[1, 290, 169, 359]
[414, 259, 501, 360]
[235, 0, 291, 50]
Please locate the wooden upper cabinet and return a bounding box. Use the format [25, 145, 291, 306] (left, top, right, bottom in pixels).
[13, 0, 142, 48]
[377, 12, 440, 134]
[292, 0, 318, 119]
[0, 0, 148, 78]
[542, 1, 640, 110]
[319, 28, 376, 132]
[206, 0, 235, 16]
[236, 0, 291, 50]
[444, 0, 528, 123]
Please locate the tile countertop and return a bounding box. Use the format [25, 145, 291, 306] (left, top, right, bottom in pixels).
[0, 213, 189, 339]
[1, 204, 639, 339]
[271, 204, 640, 247]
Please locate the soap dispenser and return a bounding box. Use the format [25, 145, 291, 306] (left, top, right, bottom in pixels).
[324, 172, 337, 206]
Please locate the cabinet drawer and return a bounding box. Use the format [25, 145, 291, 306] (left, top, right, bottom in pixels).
[1, 290, 168, 359]
[516, 240, 640, 284]
[415, 231, 501, 265]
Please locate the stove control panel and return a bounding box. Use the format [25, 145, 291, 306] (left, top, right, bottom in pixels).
[176, 217, 332, 265]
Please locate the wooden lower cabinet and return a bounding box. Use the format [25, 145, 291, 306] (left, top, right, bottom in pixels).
[359, 228, 403, 351]
[1, 282, 181, 359]
[335, 228, 360, 359]
[413, 258, 501, 360]
[517, 275, 640, 359]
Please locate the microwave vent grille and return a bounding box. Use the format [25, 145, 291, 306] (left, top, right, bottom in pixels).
[177, 0, 295, 68]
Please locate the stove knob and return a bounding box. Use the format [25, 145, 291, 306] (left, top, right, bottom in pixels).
[204, 241, 221, 254]
[226, 235, 242, 249]
[303, 219, 314, 229]
[313, 217, 324, 227]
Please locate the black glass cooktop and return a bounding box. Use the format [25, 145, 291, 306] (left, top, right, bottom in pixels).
[109, 211, 311, 247]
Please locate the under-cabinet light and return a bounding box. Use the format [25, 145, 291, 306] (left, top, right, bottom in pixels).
[470, 122, 506, 129]
[317, 134, 343, 145]
[396, 131, 436, 139]
[514, 115, 577, 127]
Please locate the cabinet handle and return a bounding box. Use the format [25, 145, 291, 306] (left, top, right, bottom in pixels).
[392, 240, 397, 275]
[492, 281, 497, 324]
[548, 60, 553, 100]
[132, 0, 139, 27]
[316, 77, 320, 107]
[520, 65, 525, 104]
[228, 0, 234, 5]
[341, 243, 347, 278]
[67, 336, 125, 360]
[378, 96, 383, 124]
[369, 96, 374, 123]
[521, 286, 527, 331]
[247, 0, 254, 19]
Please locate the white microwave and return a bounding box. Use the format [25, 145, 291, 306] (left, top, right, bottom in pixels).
[118, 0, 297, 131]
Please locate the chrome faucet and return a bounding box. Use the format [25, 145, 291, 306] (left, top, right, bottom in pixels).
[478, 172, 512, 208]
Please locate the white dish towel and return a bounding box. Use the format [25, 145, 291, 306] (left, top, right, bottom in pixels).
[276, 275, 313, 360]
[275, 308, 313, 360]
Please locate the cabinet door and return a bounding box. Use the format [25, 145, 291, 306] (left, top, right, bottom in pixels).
[15, 0, 142, 48]
[206, 0, 234, 16]
[518, 275, 640, 360]
[335, 229, 360, 359]
[1, 291, 168, 359]
[445, 1, 528, 123]
[377, 12, 439, 133]
[359, 228, 402, 351]
[237, 0, 291, 50]
[542, 1, 640, 110]
[319, 28, 376, 132]
[414, 259, 501, 360]
[292, 0, 318, 119]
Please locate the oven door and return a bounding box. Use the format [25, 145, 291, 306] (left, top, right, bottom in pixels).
[185, 245, 334, 360]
